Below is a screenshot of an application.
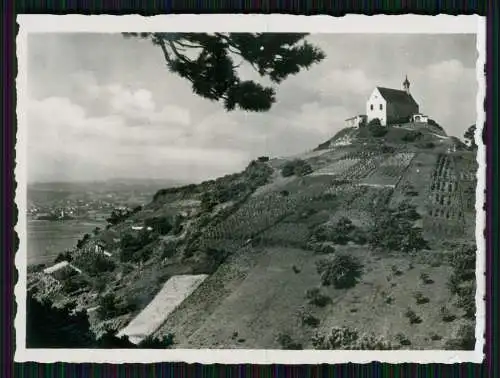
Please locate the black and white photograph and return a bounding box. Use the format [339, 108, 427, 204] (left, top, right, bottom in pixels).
[15, 15, 485, 364]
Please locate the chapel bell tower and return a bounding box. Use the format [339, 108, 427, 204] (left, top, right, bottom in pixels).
[403, 75, 411, 94]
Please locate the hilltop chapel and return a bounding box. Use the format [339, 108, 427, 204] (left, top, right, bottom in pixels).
[345, 76, 425, 128]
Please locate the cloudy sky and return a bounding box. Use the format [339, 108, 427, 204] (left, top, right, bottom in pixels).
[27, 33, 477, 183]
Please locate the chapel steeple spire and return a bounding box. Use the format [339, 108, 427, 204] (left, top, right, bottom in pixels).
[403, 75, 411, 94]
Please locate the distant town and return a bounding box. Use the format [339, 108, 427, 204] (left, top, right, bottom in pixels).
[27, 179, 181, 222]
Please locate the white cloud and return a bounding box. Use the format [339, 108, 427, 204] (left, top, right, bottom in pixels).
[27, 95, 247, 182]
[315, 68, 375, 97]
[107, 84, 155, 114]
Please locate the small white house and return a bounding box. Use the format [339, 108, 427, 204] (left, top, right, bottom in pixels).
[344, 115, 367, 129]
[131, 226, 144, 231]
[411, 113, 429, 123]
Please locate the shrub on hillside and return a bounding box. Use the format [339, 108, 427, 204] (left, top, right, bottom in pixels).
[172, 214, 184, 235]
[305, 288, 331, 307]
[95, 331, 137, 348]
[417, 141, 435, 149]
[144, 216, 172, 235]
[73, 251, 116, 275]
[413, 291, 430, 305]
[54, 250, 73, 263]
[200, 192, 218, 212]
[76, 234, 91, 249]
[205, 247, 229, 273]
[97, 293, 136, 320]
[402, 131, 423, 142]
[444, 322, 475, 350]
[106, 208, 133, 226]
[315, 243, 336, 255]
[312, 326, 394, 350]
[138, 334, 175, 349]
[119, 230, 155, 263]
[440, 306, 457, 322]
[315, 254, 363, 289]
[311, 217, 366, 246]
[396, 200, 421, 221]
[368, 205, 428, 253]
[381, 144, 395, 153]
[455, 282, 476, 319]
[355, 333, 395, 350]
[257, 156, 270, 162]
[27, 294, 95, 348]
[301, 312, 320, 328]
[276, 333, 303, 350]
[448, 245, 476, 299]
[281, 159, 313, 177]
[449, 244, 476, 274]
[395, 333, 412, 346]
[367, 119, 388, 137]
[160, 240, 178, 260]
[312, 326, 358, 349]
[404, 308, 422, 324]
[60, 274, 89, 294]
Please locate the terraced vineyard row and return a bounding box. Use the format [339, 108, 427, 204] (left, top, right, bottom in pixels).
[198, 177, 339, 249]
[309, 158, 360, 177]
[339, 156, 382, 181]
[202, 192, 299, 243]
[424, 153, 465, 239]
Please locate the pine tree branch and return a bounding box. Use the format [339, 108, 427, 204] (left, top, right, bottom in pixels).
[168, 41, 193, 64]
[155, 38, 173, 65]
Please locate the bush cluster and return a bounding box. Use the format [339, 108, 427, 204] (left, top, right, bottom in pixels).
[401, 131, 423, 142]
[97, 293, 137, 320]
[312, 326, 394, 350]
[276, 333, 303, 350]
[60, 274, 89, 294]
[281, 159, 313, 177]
[367, 119, 388, 137]
[76, 234, 91, 249]
[54, 250, 73, 263]
[368, 202, 428, 253]
[448, 244, 476, 319]
[310, 217, 367, 246]
[199, 161, 273, 212]
[72, 250, 116, 276]
[204, 247, 229, 273]
[315, 254, 363, 289]
[106, 206, 141, 226]
[119, 230, 156, 263]
[28, 293, 175, 349]
[144, 216, 172, 235]
[443, 322, 475, 350]
[305, 288, 331, 307]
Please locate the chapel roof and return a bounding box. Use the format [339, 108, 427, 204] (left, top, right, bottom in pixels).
[376, 87, 419, 107]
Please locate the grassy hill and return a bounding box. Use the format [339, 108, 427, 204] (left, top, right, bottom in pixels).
[28, 124, 477, 350]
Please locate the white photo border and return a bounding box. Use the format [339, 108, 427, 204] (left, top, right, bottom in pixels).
[14, 14, 486, 364]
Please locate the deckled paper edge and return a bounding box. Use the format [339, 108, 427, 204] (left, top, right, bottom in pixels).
[14, 13, 485, 364]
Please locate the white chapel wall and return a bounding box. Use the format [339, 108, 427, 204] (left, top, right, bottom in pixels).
[366, 89, 387, 125]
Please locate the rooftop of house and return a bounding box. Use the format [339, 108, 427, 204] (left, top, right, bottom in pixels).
[376, 86, 419, 107]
